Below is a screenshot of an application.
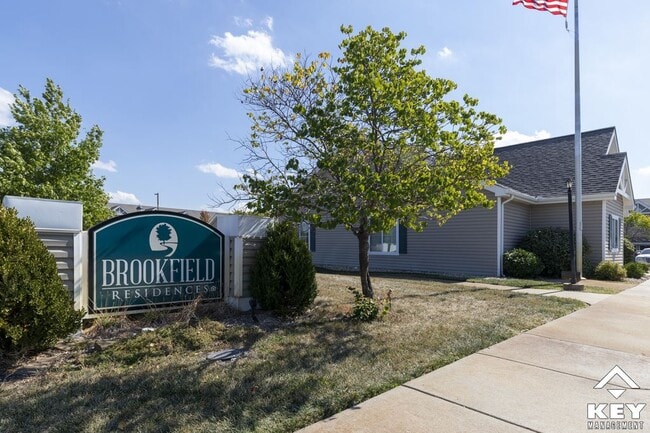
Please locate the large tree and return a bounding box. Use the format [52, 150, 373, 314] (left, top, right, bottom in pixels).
[625, 211, 650, 244]
[0, 79, 112, 228]
[229, 26, 509, 297]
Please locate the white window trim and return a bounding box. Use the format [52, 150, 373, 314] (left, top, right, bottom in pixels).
[369, 222, 400, 256]
[298, 221, 310, 247]
[609, 214, 621, 252]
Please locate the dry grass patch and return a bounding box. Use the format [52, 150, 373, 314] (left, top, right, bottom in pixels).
[0, 273, 584, 433]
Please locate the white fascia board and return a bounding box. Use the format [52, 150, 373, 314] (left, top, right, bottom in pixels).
[616, 159, 634, 200]
[486, 185, 617, 205]
[486, 184, 509, 197]
[486, 184, 537, 203]
[606, 129, 620, 155]
[535, 193, 617, 205]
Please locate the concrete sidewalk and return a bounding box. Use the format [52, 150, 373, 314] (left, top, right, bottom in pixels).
[298, 281, 650, 433]
[457, 281, 612, 305]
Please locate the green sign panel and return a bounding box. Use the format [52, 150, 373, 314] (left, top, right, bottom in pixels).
[89, 211, 224, 311]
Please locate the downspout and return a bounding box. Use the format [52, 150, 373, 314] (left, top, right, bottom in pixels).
[497, 195, 515, 276]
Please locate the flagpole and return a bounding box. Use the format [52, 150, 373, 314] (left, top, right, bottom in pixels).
[574, 0, 583, 278]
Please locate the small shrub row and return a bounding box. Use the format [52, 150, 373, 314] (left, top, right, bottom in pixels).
[591, 261, 648, 281]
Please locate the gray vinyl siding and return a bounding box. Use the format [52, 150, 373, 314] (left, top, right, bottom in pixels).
[310, 197, 618, 277]
[530, 201, 605, 266]
[38, 231, 75, 298]
[504, 201, 531, 250]
[311, 226, 358, 270]
[604, 198, 624, 264]
[583, 202, 604, 265]
[311, 205, 498, 278]
[530, 203, 569, 229]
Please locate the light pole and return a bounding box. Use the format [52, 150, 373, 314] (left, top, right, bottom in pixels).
[566, 178, 577, 284]
[155, 193, 160, 210]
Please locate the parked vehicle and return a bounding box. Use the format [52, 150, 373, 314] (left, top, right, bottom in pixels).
[634, 248, 650, 264]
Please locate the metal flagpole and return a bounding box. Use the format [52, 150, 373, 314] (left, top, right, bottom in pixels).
[574, 0, 583, 278]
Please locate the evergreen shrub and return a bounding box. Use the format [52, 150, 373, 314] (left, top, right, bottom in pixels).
[518, 227, 590, 278]
[250, 221, 317, 316]
[0, 207, 83, 352]
[502, 248, 544, 279]
[624, 262, 647, 279]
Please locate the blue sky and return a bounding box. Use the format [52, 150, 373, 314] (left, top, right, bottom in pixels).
[1, 0, 649, 210]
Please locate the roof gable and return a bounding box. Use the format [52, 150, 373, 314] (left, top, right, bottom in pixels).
[494, 127, 626, 199]
[636, 199, 650, 215]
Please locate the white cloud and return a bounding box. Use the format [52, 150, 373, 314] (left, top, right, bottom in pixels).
[234, 16, 253, 28]
[496, 130, 551, 147]
[637, 166, 650, 177]
[0, 87, 15, 127]
[197, 162, 241, 179]
[262, 16, 273, 31]
[209, 30, 290, 75]
[437, 46, 453, 59]
[91, 159, 117, 172]
[109, 191, 140, 204]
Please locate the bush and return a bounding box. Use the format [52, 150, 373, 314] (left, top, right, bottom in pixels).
[593, 261, 627, 281]
[624, 262, 648, 279]
[623, 238, 636, 264]
[518, 227, 590, 278]
[583, 257, 596, 279]
[502, 248, 544, 279]
[0, 207, 83, 352]
[348, 287, 379, 321]
[347, 287, 391, 322]
[250, 221, 317, 316]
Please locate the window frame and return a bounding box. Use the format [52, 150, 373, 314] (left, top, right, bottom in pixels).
[298, 221, 310, 246]
[369, 222, 400, 256]
[609, 214, 621, 252]
[297, 221, 315, 252]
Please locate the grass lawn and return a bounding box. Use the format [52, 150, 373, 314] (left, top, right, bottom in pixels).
[0, 273, 585, 433]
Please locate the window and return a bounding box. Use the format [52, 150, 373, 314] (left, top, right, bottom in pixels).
[370, 223, 399, 255]
[298, 221, 310, 245]
[609, 215, 621, 251]
[298, 222, 315, 252]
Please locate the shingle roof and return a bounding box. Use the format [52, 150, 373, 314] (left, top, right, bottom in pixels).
[108, 203, 226, 222]
[494, 127, 625, 199]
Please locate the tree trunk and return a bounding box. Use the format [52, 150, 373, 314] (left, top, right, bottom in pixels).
[357, 229, 374, 298]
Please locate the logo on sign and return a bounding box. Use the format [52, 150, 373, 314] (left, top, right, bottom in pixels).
[586, 366, 646, 431]
[149, 223, 178, 256]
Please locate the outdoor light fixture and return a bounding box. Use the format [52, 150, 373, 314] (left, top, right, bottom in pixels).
[566, 178, 577, 284]
[566, 178, 573, 190]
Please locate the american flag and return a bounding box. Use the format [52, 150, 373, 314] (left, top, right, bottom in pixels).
[513, 0, 568, 17]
